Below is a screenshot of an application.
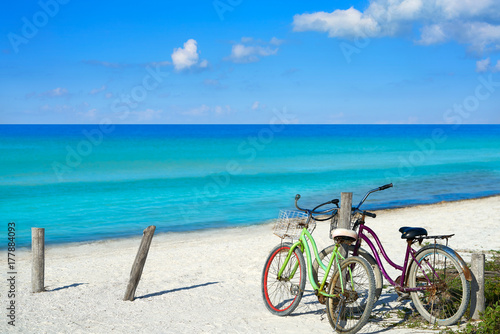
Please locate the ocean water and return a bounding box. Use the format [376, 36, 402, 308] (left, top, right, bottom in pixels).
[1, 124, 499, 248]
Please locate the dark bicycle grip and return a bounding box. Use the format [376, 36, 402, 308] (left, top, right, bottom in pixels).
[364, 211, 376, 218]
[379, 183, 393, 191]
[294, 194, 302, 211]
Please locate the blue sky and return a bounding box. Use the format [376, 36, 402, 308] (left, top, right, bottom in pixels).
[1, 0, 500, 124]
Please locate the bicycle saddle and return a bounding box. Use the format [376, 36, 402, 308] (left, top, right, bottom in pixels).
[331, 228, 358, 244]
[399, 226, 427, 239]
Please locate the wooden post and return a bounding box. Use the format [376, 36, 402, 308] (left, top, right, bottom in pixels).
[124, 225, 156, 301]
[339, 192, 353, 257]
[470, 253, 485, 320]
[31, 228, 45, 293]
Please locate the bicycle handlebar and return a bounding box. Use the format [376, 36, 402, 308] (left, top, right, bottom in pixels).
[295, 194, 339, 216]
[363, 211, 376, 218]
[378, 183, 393, 191]
[355, 183, 393, 210]
[293, 183, 391, 222]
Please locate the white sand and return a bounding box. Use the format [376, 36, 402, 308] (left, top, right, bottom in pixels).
[3, 196, 500, 334]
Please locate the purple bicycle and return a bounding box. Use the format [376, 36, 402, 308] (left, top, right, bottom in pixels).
[312, 184, 471, 326]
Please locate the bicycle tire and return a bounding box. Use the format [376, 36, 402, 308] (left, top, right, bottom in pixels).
[408, 246, 471, 326]
[312, 245, 383, 303]
[261, 242, 306, 316]
[326, 256, 376, 334]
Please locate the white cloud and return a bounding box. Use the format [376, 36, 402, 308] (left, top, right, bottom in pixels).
[418, 24, 447, 45]
[293, 1, 500, 53]
[199, 59, 209, 68]
[183, 104, 232, 116]
[495, 60, 500, 72]
[27, 88, 70, 100]
[250, 101, 268, 111]
[82, 108, 98, 119]
[171, 39, 208, 71]
[270, 37, 284, 45]
[228, 37, 280, 63]
[41, 104, 73, 113]
[51, 88, 68, 96]
[184, 104, 211, 116]
[172, 39, 198, 70]
[214, 105, 231, 115]
[293, 8, 380, 38]
[458, 21, 500, 53]
[476, 57, 491, 72]
[230, 45, 277, 62]
[41, 87, 68, 97]
[418, 21, 500, 52]
[89, 85, 106, 95]
[130, 109, 163, 122]
[435, 0, 495, 20]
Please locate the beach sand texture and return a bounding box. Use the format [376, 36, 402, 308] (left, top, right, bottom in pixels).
[4, 196, 500, 333]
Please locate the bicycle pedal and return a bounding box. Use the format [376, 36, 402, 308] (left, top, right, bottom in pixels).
[290, 284, 300, 296]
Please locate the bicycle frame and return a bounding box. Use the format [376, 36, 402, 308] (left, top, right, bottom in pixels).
[278, 227, 350, 298]
[348, 183, 471, 293]
[353, 223, 433, 293]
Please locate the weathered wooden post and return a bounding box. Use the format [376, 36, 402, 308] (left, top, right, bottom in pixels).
[339, 192, 353, 257]
[470, 253, 485, 320]
[124, 225, 156, 301]
[31, 227, 45, 293]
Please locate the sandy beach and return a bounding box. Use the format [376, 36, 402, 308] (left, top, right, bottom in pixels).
[4, 195, 500, 334]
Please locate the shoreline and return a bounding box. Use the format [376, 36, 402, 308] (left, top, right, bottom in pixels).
[4, 195, 499, 333]
[13, 193, 500, 252]
[370, 192, 500, 211]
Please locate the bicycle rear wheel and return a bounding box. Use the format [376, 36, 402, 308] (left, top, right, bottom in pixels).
[326, 256, 376, 334]
[408, 247, 470, 326]
[261, 242, 306, 316]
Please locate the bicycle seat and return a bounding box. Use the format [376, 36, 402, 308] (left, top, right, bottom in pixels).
[399, 226, 427, 239]
[331, 228, 358, 244]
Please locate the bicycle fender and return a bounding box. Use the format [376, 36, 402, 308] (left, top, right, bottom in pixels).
[413, 244, 472, 282]
[349, 245, 378, 267]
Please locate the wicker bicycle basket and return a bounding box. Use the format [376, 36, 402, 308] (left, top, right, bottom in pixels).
[273, 210, 313, 239]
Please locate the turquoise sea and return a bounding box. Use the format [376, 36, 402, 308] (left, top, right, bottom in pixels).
[1, 124, 499, 248]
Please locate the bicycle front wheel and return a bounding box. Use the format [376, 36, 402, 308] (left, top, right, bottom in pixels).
[261, 242, 306, 316]
[408, 247, 470, 326]
[326, 256, 376, 334]
[313, 245, 383, 304]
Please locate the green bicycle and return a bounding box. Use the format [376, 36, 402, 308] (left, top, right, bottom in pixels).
[261, 195, 376, 334]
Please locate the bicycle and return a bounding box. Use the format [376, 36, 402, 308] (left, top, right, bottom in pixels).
[261, 195, 376, 334]
[313, 184, 472, 326]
